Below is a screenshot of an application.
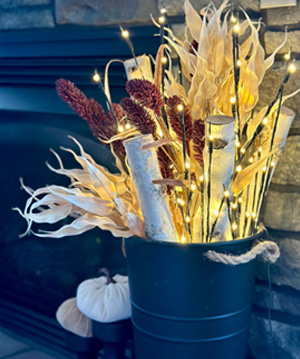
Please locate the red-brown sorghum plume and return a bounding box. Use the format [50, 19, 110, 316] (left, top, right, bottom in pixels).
[126, 79, 164, 116]
[166, 95, 193, 155]
[56, 79, 125, 156]
[121, 98, 157, 137]
[193, 120, 205, 166]
[157, 147, 174, 194]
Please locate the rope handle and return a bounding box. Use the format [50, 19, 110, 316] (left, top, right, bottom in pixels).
[204, 240, 280, 265]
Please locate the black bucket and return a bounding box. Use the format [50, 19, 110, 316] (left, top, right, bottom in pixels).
[125, 228, 267, 359]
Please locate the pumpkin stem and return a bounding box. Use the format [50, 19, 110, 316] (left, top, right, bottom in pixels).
[99, 267, 116, 285]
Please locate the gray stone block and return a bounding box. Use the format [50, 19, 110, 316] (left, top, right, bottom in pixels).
[55, 0, 159, 26]
[272, 135, 300, 186]
[253, 283, 300, 317]
[258, 61, 300, 128]
[266, 4, 300, 26]
[157, 0, 260, 16]
[262, 188, 300, 231]
[249, 313, 300, 359]
[255, 233, 300, 291]
[0, 8, 54, 29]
[264, 30, 300, 56]
[0, 0, 51, 9]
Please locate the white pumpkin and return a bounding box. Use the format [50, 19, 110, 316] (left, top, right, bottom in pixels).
[76, 268, 131, 323]
[56, 297, 93, 337]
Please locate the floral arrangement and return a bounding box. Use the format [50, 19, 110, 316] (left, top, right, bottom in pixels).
[16, 0, 299, 244]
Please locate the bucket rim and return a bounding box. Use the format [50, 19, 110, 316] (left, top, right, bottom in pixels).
[127, 225, 268, 248]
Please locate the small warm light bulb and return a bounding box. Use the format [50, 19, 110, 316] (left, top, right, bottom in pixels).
[249, 157, 254, 163]
[177, 104, 184, 112]
[181, 235, 186, 243]
[160, 7, 167, 14]
[224, 190, 230, 198]
[262, 117, 268, 125]
[93, 72, 100, 82]
[158, 16, 165, 24]
[121, 30, 129, 38]
[214, 210, 219, 216]
[262, 166, 267, 172]
[230, 15, 237, 23]
[288, 63, 296, 73]
[199, 175, 204, 182]
[236, 59, 242, 67]
[209, 134, 214, 141]
[258, 146, 262, 152]
[169, 163, 175, 169]
[252, 213, 256, 219]
[233, 24, 240, 33]
[238, 197, 242, 203]
[246, 212, 250, 217]
[185, 216, 191, 223]
[235, 141, 241, 148]
[230, 96, 236, 104]
[232, 223, 238, 231]
[162, 56, 168, 64]
[271, 161, 275, 167]
[190, 184, 197, 191]
[158, 129, 163, 137]
[125, 123, 131, 130]
[236, 165, 242, 172]
[232, 203, 238, 209]
[284, 53, 291, 61]
[185, 162, 191, 169]
[118, 125, 125, 133]
[241, 148, 246, 154]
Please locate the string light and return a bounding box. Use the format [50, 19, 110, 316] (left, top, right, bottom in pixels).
[199, 175, 204, 182]
[246, 212, 250, 217]
[236, 165, 242, 172]
[249, 157, 254, 163]
[125, 123, 131, 130]
[230, 15, 237, 23]
[185, 216, 191, 223]
[271, 161, 275, 167]
[284, 52, 291, 61]
[232, 223, 238, 231]
[258, 146, 262, 153]
[160, 7, 167, 14]
[121, 29, 129, 39]
[190, 184, 197, 191]
[177, 104, 184, 112]
[181, 235, 186, 243]
[92, 72, 101, 83]
[158, 129, 163, 137]
[288, 63, 296, 73]
[177, 198, 185, 206]
[118, 125, 124, 133]
[158, 16, 165, 24]
[262, 166, 267, 172]
[185, 162, 191, 169]
[236, 59, 242, 67]
[230, 96, 236, 104]
[235, 141, 241, 148]
[169, 163, 175, 169]
[162, 56, 168, 64]
[252, 213, 256, 219]
[232, 203, 238, 209]
[224, 191, 230, 198]
[240, 148, 246, 154]
[262, 117, 268, 125]
[233, 24, 240, 33]
[209, 134, 214, 141]
[214, 210, 219, 216]
[238, 197, 242, 203]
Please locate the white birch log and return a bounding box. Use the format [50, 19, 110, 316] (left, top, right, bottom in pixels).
[124, 134, 177, 242]
[124, 55, 153, 81]
[203, 116, 235, 242]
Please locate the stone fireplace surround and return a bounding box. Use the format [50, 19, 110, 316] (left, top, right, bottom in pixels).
[0, 1, 299, 358]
